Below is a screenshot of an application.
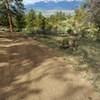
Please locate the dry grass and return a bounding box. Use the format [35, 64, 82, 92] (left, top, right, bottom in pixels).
[33, 34, 100, 94]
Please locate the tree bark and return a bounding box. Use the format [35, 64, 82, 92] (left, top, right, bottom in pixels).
[5, 0, 13, 32]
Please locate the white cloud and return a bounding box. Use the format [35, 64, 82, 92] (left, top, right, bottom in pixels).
[23, 0, 83, 5]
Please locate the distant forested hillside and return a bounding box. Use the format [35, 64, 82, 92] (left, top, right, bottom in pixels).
[25, 1, 82, 11]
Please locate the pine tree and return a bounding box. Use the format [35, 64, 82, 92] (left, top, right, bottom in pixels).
[0, 0, 24, 32]
[83, 0, 100, 28]
[14, 0, 25, 31]
[25, 9, 36, 33]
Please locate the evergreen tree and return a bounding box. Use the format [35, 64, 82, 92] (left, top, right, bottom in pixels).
[37, 12, 45, 31]
[14, 0, 25, 31]
[0, 0, 24, 32]
[25, 9, 36, 33]
[83, 0, 100, 28]
[90, 0, 100, 28]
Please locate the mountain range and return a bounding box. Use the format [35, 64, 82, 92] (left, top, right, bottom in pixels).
[25, 1, 83, 11]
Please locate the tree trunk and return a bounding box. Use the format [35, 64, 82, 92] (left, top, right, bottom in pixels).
[5, 0, 13, 32]
[7, 12, 13, 32]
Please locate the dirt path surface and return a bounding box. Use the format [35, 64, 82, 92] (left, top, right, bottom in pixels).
[0, 34, 100, 100]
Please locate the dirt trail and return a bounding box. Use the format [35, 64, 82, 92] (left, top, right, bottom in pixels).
[1, 57, 99, 100]
[0, 33, 100, 100]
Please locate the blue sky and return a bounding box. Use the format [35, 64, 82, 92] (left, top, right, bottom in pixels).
[23, 0, 83, 5]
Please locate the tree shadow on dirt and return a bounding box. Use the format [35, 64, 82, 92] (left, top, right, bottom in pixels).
[0, 80, 42, 100]
[0, 41, 59, 100]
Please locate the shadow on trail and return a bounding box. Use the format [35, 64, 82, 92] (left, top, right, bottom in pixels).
[0, 38, 99, 100]
[0, 41, 58, 100]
